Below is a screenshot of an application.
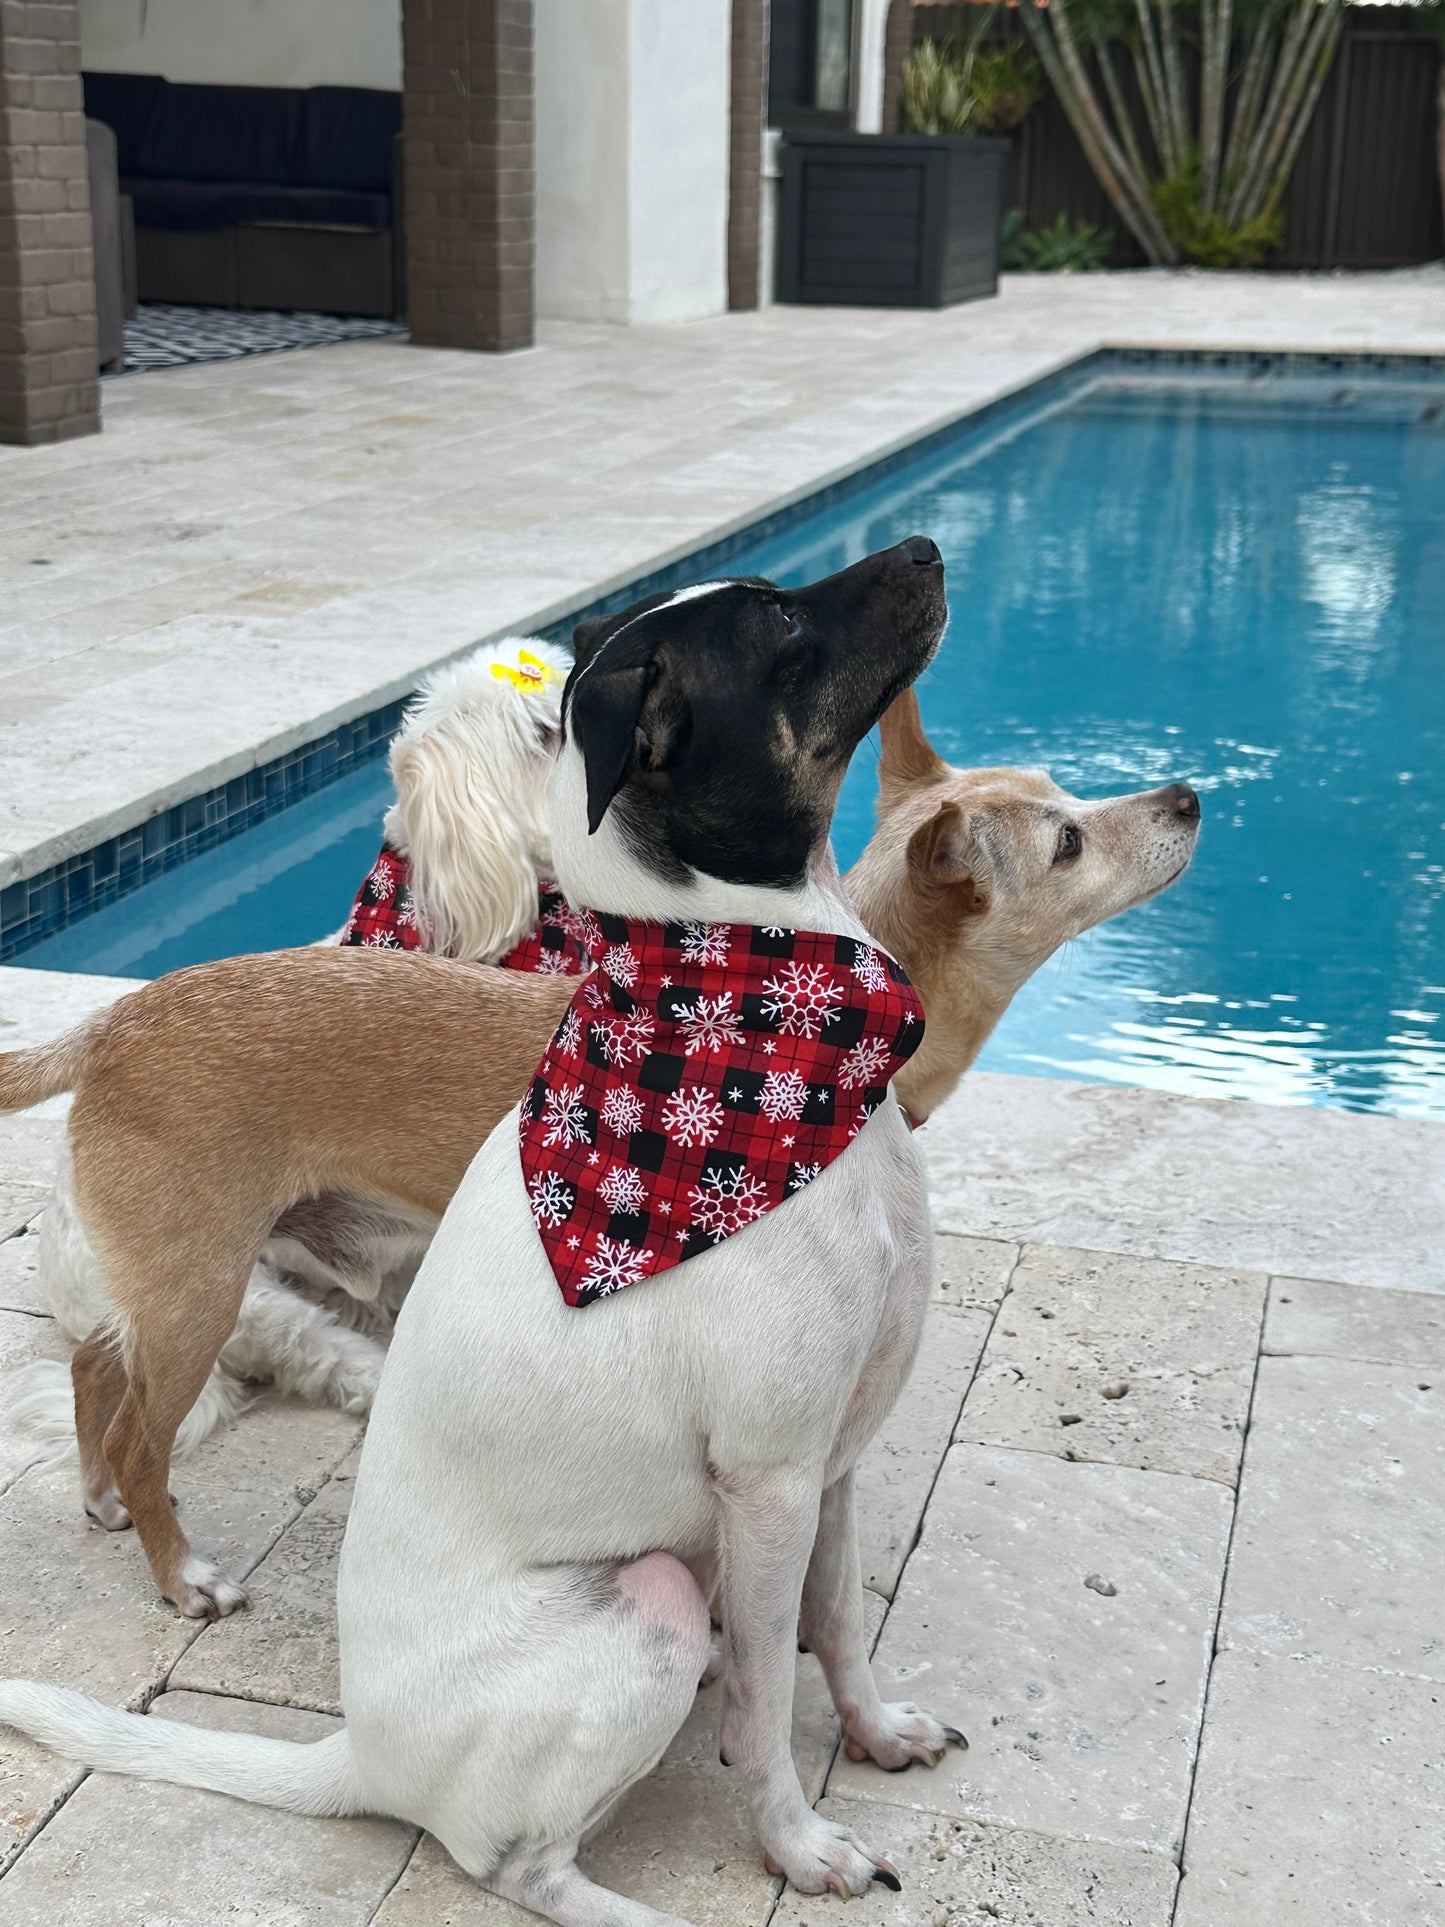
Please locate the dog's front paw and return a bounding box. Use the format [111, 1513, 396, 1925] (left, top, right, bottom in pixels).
[323, 1355, 382, 1416]
[762, 1812, 901, 1898]
[843, 1702, 967, 1772]
[166, 1556, 249, 1621]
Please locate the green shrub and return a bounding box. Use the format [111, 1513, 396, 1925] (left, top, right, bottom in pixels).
[1152, 157, 1283, 269]
[1002, 212, 1113, 273]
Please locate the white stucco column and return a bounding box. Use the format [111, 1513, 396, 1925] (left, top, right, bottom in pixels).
[852, 0, 889, 133]
[535, 0, 731, 324]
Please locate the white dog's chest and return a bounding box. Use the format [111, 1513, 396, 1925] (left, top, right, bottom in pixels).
[345, 1098, 931, 1595]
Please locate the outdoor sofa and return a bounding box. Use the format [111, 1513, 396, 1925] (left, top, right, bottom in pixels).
[81, 72, 404, 319]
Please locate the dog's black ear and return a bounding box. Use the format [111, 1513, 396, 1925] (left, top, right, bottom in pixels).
[571, 663, 654, 835]
[572, 615, 611, 656]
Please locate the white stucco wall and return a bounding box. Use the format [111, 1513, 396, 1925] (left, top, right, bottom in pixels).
[78, 0, 402, 91]
[535, 0, 730, 326]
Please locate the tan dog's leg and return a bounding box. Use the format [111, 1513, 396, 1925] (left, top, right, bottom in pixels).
[71, 1327, 132, 1531]
[99, 1266, 258, 1619]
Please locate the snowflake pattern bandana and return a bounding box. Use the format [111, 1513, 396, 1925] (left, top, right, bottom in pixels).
[518, 916, 925, 1307]
[340, 844, 591, 974]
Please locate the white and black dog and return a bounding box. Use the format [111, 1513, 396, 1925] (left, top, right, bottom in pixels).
[0, 539, 959, 1924]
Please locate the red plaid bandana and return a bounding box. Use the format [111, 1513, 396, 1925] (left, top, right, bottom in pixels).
[518, 916, 925, 1307]
[340, 845, 591, 974]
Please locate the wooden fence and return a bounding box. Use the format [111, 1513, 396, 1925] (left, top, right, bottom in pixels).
[908, 5, 1444, 268]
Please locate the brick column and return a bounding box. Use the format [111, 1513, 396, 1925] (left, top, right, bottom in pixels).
[0, 0, 99, 445]
[403, 0, 534, 353]
[727, 0, 768, 311]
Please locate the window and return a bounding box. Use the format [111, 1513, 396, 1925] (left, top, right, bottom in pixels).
[768, 0, 855, 127]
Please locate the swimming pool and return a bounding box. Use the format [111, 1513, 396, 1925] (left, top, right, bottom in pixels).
[15, 355, 1445, 1120]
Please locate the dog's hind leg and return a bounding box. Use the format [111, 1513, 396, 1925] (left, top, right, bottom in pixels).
[489, 1851, 691, 1927]
[800, 1469, 964, 1772]
[99, 1253, 262, 1619]
[424, 1554, 709, 1927]
[71, 1326, 132, 1530]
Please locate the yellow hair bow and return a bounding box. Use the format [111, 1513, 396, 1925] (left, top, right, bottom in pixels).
[491, 648, 560, 694]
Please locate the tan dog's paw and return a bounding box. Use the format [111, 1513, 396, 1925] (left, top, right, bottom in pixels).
[84, 1487, 132, 1531]
[842, 1702, 966, 1771]
[166, 1556, 249, 1621]
[763, 1812, 901, 1898]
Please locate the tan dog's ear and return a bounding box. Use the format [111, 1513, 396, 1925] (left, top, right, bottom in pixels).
[906, 800, 988, 920]
[878, 689, 947, 807]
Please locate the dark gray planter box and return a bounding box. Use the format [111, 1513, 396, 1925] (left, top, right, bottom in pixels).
[776, 130, 1008, 308]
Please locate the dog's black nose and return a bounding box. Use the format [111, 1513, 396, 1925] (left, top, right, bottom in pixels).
[900, 534, 942, 567]
[1166, 783, 1201, 820]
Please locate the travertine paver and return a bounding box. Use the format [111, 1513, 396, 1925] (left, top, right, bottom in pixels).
[1264, 1274, 1445, 1371]
[1218, 1356, 1445, 1679]
[171, 1452, 359, 1714]
[0, 1398, 358, 1871]
[924, 1071, 1445, 1293]
[0, 965, 135, 1067]
[372, 1603, 886, 1927]
[830, 1444, 1233, 1856]
[774, 1798, 1179, 1926]
[0, 1223, 43, 1316]
[0, 1187, 47, 1246]
[1173, 1651, 1445, 1926]
[0, 1118, 63, 1186]
[932, 1231, 1017, 1312]
[958, 1246, 1265, 1485]
[857, 1306, 992, 1597]
[0, 1692, 416, 1927]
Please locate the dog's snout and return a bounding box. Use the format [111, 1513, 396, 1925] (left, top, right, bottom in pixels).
[1165, 782, 1201, 821]
[899, 535, 942, 568]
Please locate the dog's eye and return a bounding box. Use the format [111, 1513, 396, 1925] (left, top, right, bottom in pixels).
[1054, 824, 1082, 864]
[774, 609, 808, 675]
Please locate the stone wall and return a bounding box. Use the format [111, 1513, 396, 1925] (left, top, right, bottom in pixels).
[0, 0, 99, 444]
[403, 0, 534, 353]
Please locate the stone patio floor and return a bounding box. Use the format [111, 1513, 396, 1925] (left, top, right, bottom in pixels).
[1, 270, 1444, 1922]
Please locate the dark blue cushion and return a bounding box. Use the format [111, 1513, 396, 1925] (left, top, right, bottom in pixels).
[122, 177, 391, 232]
[82, 71, 165, 175]
[132, 82, 301, 185]
[297, 88, 401, 192]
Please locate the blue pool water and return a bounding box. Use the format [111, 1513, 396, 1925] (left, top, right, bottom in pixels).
[17, 361, 1445, 1118]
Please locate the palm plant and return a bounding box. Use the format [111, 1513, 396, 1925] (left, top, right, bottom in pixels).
[1017, 0, 1345, 267]
[902, 10, 1043, 138]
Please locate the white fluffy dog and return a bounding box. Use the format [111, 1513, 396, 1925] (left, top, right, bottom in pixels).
[11, 636, 571, 1456]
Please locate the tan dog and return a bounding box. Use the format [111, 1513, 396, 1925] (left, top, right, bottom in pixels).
[0, 693, 1198, 1617]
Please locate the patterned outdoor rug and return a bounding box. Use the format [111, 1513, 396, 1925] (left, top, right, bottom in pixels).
[112, 304, 408, 376]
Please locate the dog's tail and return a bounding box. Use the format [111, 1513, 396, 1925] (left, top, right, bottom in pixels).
[3, 1357, 251, 1462]
[0, 1682, 362, 1816]
[0, 1012, 107, 1114]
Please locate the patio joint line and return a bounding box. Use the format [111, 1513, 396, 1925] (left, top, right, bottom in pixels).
[363, 1827, 426, 1925]
[1166, 1270, 1271, 1911]
[760, 1241, 1024, 1927]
